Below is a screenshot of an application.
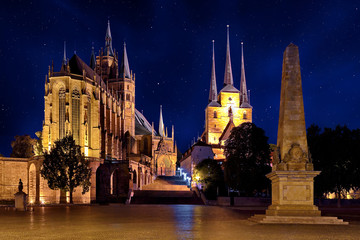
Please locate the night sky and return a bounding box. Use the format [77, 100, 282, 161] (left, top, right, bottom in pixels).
[1, 0, 360, 156]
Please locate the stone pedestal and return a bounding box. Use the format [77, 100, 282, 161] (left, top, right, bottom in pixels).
[249, 170, 348, 224]
[14, 191, 27, 211]
[265, 171, 321, 217]
[249, 44, 347, 225]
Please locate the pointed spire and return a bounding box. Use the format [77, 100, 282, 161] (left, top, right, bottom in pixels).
[240, 42, 249, 105]
[159, 105, 165, 137]
[60, 41, 67, 72]
[209, 40, 218, 102]
[120, 42, 131, 78]
[89, 44, 96, 70]
[63, 41, 67, 65]
[105, 20, 114, 56]
[223, 25, 233, 86]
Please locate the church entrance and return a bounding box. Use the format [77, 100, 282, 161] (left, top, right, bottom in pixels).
[157, 157, 174, 176]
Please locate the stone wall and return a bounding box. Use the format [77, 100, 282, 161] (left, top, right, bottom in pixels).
[0, 157, 29, 200]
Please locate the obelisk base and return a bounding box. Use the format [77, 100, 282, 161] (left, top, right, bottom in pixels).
[249, 171, 348, 225]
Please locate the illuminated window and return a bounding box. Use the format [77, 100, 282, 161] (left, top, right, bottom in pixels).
[213, 111, 217, 118]
[87, 93, 91, 148]
[228, 107, 233, 118]
[59, 88, 66, 139]
[72, 89, 80, 144]
[243, 111, 247, 120]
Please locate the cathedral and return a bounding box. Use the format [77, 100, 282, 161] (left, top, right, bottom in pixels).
[0, 21, 177, 204]
[201, 26, 253, 161]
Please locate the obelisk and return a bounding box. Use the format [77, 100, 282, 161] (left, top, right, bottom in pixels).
[250, 44, 347, 224]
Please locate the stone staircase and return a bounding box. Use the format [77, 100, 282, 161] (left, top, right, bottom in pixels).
[248, 215, 348, 225]
[131, 176, 203, 205]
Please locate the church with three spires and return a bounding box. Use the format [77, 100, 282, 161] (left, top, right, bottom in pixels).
[201, 26, 253, 161]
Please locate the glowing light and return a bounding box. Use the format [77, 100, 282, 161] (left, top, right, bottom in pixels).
[84, 146, 89, 156]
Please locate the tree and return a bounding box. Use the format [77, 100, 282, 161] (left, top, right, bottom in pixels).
[224, 122, 271, 196]
[41, 135, 91, 204]
[11, 135, 36, 158]
[307, 124, 360, 204]
[193, 158, 224, 199]
[34, 131, 44, 156]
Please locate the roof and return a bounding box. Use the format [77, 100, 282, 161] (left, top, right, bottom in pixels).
[240, 102, 252, 108]
[219, 119, 235, 142]
[192, 140, 212, 147]
[208, 101, 221, 107]
[135, 109, 158, 136]
[69, 54, 101, 80]
[220, 84, 239, 93]
[120, 43, 131, 78]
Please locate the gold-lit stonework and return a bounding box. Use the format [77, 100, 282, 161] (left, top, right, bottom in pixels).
[201, 29, 252, 161]
[0, 21, 177, 204]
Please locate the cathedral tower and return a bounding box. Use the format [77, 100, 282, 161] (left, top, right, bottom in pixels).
[202, 26, 253, 161]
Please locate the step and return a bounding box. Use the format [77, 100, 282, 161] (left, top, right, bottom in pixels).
[133, 190, 193, 198]
[248, 214, 348, 225]
[142, 184, 189, 191]
[130, 190, 204, 205]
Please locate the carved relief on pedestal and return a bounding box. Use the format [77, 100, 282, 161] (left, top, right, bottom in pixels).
[272, 143, 313, 171]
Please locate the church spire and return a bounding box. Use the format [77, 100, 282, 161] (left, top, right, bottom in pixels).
[223, 25, 233, 86]
[105, 20, 114, 56]
[62, 41, 67, 66]
[120, 42, 131, 78]
[240, 42, 249, 105]
[209, 40, 218, 102]
[60, 41, 67, 72]
[89, 44, 96, 70]
[159, 105, 165, 137]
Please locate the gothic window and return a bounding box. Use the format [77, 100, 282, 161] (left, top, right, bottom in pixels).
[87, 93, 91, 148]
[144, 138, 148, 154]
[243, 111, 247, 120]
[59, 88, 66, 139]
[127, 85, 129, 90]
[133, 170, 137, 184]
[126, 94, 130, 101]
[228, 107, 233, 118]
[213, 111, 217, 118]
[72, 89, 80, 144]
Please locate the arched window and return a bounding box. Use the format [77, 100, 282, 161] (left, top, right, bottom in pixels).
[87, 93, 91, 148]
[133, 170, 137, 184]
[59, 88, 66, 139]
[243, 111, 247, 120]
[213, 111, 217, 118]
[144, 138, 149, 154]
[228, 107, 233, 118]
[72, 89, 80, 144]
[126, 94, 130, 101]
